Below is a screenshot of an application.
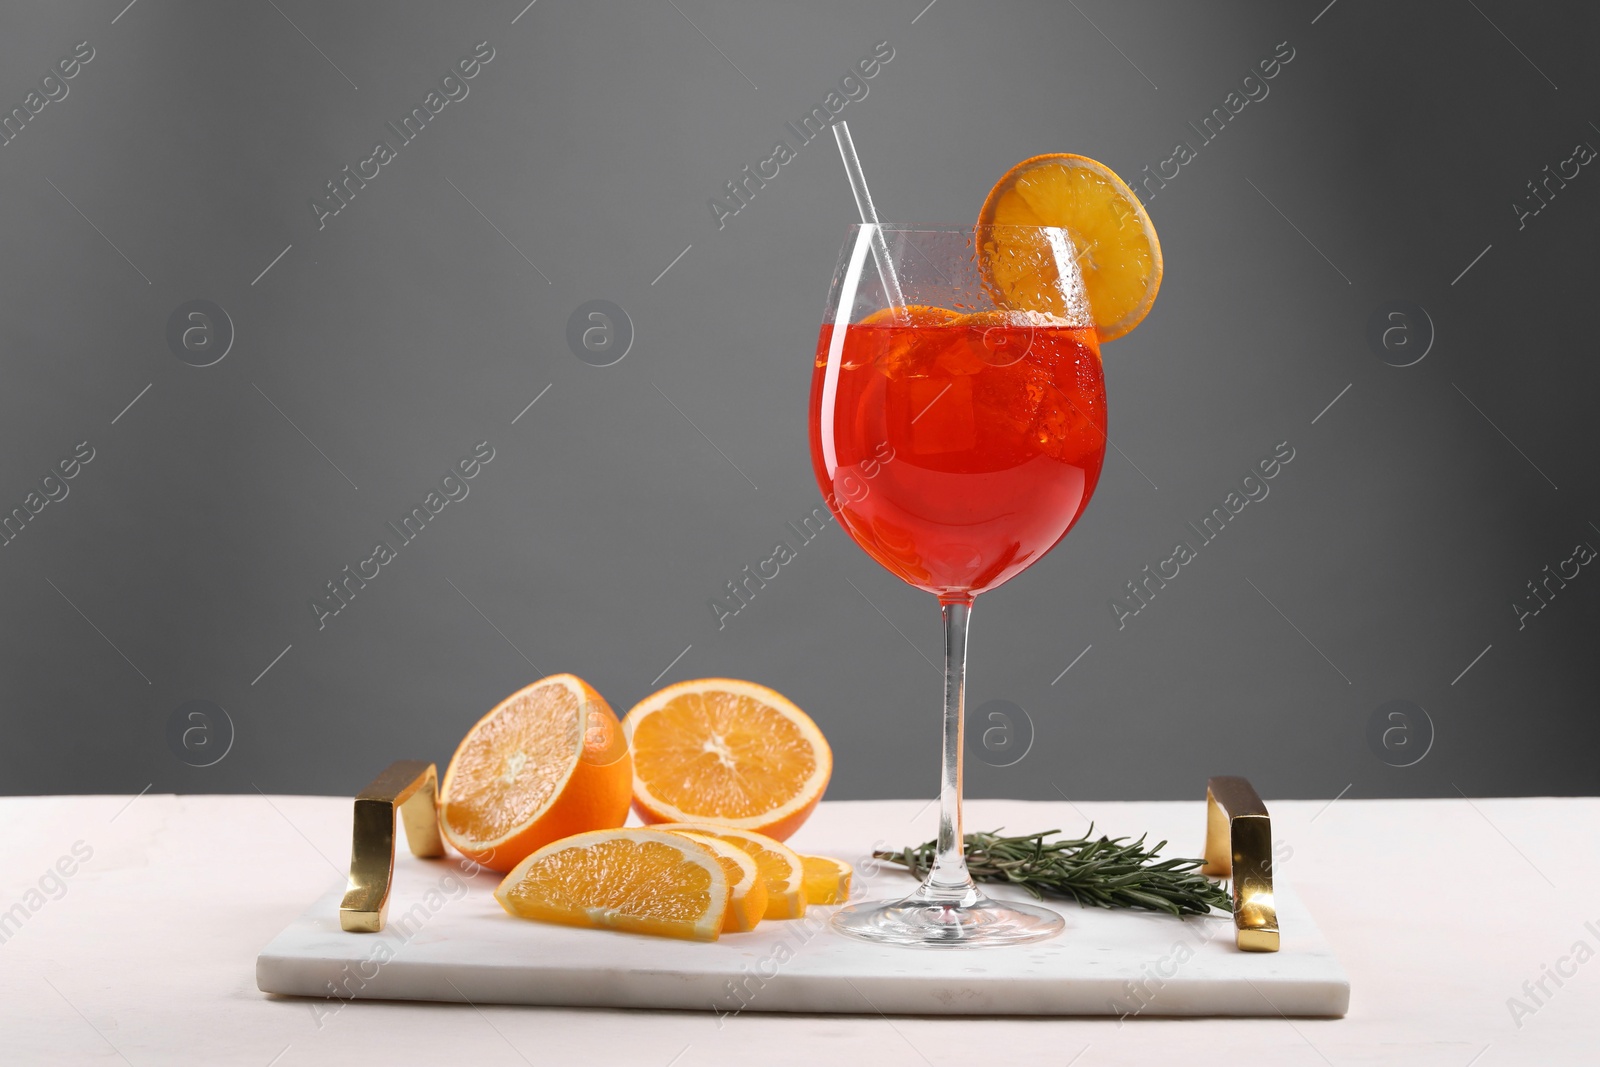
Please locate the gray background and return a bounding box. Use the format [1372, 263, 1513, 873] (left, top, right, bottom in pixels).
[2, 0, 1595, 804]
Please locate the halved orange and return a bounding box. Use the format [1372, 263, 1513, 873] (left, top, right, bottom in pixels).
[977, 153, 1162, 342]
[494, 828, 729, 941]
[655, 823, 807, 920]
[674, 831, 767, 932]
[440, 674, 632, 872]
[800, 855, 853, 905]
[625, 678, 831, 842]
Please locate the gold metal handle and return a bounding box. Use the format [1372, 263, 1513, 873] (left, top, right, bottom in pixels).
[339, 760, 446, 933]
[1201, 775, 1279, 952]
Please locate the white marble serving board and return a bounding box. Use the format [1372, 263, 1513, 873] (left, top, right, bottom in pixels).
[256, 841, 1348, 1017]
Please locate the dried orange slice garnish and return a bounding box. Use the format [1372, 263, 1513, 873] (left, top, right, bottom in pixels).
[800, 855, 853, 905]
[625, 678, 831, 842]
[655, 823, 807, 920]
[673, 831, 768, 932]
[977, 153, 1162, 342]
[440, 674, 632, 872]
[493, 828, 729, 941]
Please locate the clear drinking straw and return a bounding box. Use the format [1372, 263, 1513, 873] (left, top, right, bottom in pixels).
[832, 121, 907, 320]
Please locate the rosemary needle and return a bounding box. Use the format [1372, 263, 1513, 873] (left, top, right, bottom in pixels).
[875, 826, 1231, 918]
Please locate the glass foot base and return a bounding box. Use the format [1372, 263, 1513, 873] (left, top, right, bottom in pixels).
[831, 886, 1064, 947]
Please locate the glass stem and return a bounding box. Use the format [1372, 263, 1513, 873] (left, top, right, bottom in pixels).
[927, 598, 976, 896]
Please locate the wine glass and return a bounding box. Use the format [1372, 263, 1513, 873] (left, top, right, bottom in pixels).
[809, 224, 1107, 946]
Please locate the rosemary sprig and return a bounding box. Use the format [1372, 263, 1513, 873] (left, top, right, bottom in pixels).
[875, 826, 1231, 918]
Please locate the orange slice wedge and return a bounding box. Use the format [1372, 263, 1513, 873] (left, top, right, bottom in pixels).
[674, 831, 768, 932]
[858, 304, 960, 327]
[655, 823, 807, 920]
[625, 678, 831, 842]
[977, 153, 1162, 342]
[800, 855, 853, 905]
[440, 674, 633, 872]
[494, 828, 729, 941]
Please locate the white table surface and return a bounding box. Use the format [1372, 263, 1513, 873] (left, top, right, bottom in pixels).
[2, 793, 1594, 1065]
